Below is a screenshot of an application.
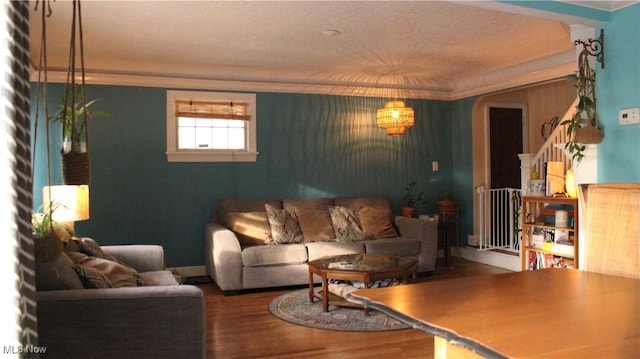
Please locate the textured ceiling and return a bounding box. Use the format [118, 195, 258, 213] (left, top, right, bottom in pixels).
[29, 1, 622, 100]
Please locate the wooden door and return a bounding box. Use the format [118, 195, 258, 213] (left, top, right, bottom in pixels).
[488, 107, 523, 248]
[489, 107, 523, 189]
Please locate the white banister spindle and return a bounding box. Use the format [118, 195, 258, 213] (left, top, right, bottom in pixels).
[477, 188, 521, 253]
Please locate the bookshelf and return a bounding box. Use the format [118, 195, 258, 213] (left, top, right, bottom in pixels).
[521, 196, 578, 271]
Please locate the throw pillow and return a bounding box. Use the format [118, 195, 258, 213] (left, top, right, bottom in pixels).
[66, 250, 139, 288]
[35, 251, 84, 290]
[72, 262, 113, 289]
[265, 204, 304, 244]
[357, 206, 398, 239]
[328, 206, 364, 242]
[75, 237, 121, 262]
[67, 237, 144, 285]
[227, 211, 273, 246]
[295, 209, 336, 242]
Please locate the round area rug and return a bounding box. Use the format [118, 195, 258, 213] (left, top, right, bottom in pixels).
[268, 288, 410, 332]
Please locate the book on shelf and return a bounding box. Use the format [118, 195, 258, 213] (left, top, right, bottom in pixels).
[552, 237, 574, 256]
[528, 251, 571, 269]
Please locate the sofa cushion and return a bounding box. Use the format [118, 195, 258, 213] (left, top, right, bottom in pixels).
[329, 206, 365, 242]
[364, 237, 421, 258]
[218, 198, 282, 227]
[228, 211, 273, 247]
[357, 206, 398, 239]
[306, 241, 365, 261]
[295, 209, 336, 242]
[242, 243, 308, 267]
[35, 251, 84, 290]
[265, 204, 304, 244]
[282, 198, 334, 210]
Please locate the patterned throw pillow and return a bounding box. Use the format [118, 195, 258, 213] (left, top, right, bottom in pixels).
[328, 206, 364, 242]
[265, 204, 304, 244]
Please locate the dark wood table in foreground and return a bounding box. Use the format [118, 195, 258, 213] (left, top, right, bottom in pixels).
[349, 269, 640, 358]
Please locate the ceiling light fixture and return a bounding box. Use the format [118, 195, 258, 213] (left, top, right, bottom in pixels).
[376, 100, 414, 136]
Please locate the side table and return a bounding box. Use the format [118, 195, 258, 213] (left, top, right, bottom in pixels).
[437, 200, 459, 266]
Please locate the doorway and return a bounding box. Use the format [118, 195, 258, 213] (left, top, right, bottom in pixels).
[487, 106, 525, 248]
[489, 107, 524, 189]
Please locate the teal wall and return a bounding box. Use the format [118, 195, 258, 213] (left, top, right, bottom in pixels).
[451, 97, 478, 245]
[597, 4, 640, 182]
[32, 85, 455, 267]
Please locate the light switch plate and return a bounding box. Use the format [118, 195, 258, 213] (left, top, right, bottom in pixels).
[619, 107, 640, 125]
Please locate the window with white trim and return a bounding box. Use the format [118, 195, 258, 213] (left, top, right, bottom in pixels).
[166, 90, 258, 162]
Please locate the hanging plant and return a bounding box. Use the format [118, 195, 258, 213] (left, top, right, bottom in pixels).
[51, 0, 108, 185]
[49, 84, 107, 153]
[49, 84, 108, 185]
[32, 203, 66, 263]
[561, 50, 604, 162]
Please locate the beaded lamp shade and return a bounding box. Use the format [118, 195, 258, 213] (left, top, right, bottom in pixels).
[385, 126, 406, 135]
[376, 100, 414, 136]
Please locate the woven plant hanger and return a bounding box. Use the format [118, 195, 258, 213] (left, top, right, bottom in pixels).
[61, 0, 91, 185]
[573, 49, 603, 145]
[33, 0, 63, 263]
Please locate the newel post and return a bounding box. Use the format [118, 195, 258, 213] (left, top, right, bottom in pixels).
[519, 153, 534, 193]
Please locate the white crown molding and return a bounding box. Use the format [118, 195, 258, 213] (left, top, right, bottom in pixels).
[30, 51, 576, 102]
[455, 1, 605, 26]
[560, 1, 639, 12]
[449, 50, 576, 99]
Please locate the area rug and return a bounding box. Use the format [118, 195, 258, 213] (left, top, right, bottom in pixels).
[268, 288, 410, 332]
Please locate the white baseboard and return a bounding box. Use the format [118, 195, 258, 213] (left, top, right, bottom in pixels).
[167, 265, 207, 278]
[459, 246, 521, 272]
[170, 249, 520, 278]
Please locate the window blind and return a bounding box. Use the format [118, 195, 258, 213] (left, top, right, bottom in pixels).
[175, 100, 250, 121]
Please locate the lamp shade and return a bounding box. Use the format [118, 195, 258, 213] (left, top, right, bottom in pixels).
[42, 185, 90, 222]
[376, 100, 414, 135]
[385, 127, 406, 135]
[565, 168, 578, 198]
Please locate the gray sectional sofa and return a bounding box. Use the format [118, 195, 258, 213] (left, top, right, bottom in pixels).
[205, 195, 438, 293]
[36, 242, 205, 359]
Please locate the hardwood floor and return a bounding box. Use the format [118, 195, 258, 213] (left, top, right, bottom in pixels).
[198, 258, 512, 358]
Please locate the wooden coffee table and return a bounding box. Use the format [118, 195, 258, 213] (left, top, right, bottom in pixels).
[308, 253, 417, 314]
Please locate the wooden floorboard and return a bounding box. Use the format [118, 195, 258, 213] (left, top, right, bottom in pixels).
[199, 258, 512, 358]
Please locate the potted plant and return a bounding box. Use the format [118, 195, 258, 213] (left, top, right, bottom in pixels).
[436, 192, 457, 214]
[402, 181, 425, 217]
[31, 203, 66, 263]
[49, 85, 108, 185]
[561, 50, 603, 162]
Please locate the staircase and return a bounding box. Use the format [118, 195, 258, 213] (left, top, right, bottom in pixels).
[526, 98, 577, 181]
[471, 98, 578, 271]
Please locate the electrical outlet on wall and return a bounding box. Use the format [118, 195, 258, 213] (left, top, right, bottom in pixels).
[619, 107, 640, 125]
